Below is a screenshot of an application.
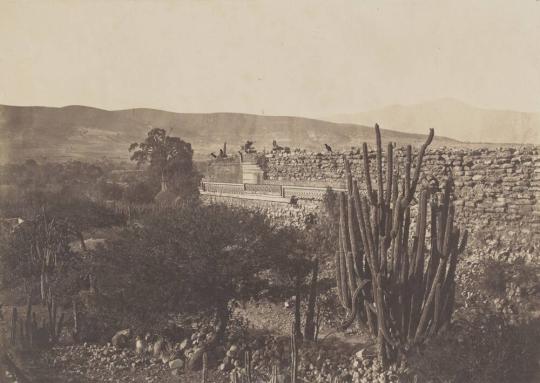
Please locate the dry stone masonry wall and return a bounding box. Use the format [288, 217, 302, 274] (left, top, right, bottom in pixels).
[200, 194, 319, 227]
[263, 146, 540, 240]
[202, 146, 539, 255]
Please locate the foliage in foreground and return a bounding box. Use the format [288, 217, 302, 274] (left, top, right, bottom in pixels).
[410, 303, 540, 383]
[85, 203, 304, 336]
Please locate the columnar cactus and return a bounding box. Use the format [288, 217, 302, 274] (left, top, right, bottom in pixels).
[202, 352, 208, 383]
[244, 350, 252, 383]
[335, 124, 467, 367]
[290, 323, 298, 383]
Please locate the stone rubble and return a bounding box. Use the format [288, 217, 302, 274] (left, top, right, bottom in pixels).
[46, 325, 420, 383]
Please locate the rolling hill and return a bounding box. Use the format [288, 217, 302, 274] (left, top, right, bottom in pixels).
[0, 105, 458, 164]
[327, 98, 540, 145]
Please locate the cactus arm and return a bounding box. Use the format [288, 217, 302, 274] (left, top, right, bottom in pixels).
[347, 195, 363, 278]
[375, 124, 385, 210]
[339, 193, 357, 304]
[390, 201, 402, 267]
[335, 230, 345, 308]
[431, 282, 442, 335]
[404, 128, 434, 206]
[343, 155, 353, 192]
[413, 189, 429, 279]
[415, 204, 454, 341]
[339, 279, 371, 330]
[385, 142, 394, 209]
[340, 244, 351, 311]
[363, 142, 376, 204]
[404, 145, 412, 198]
[458, 230, 468, 254]
[352, 181, 370, 276]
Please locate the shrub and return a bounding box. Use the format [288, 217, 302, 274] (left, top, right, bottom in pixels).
[410, 309, 540, 383]
[97, 181, 124, 201]
[85, 203, 302, 336]
[123, 181, 158, 204]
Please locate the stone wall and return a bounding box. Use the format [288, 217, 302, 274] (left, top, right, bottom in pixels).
[265, 147, 538, 210]
[200, 193, 319, 227]
[202, 146, 540, 253]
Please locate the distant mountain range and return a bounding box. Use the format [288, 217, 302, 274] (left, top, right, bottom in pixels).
[326, 98, 539, 145]
[0, 105, 458, 164]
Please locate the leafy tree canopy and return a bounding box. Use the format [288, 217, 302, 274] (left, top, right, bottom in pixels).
[129, 128, 199, 197]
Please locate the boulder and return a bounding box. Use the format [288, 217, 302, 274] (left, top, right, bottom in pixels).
[187, 347, 205, 371]
[228, 344, 238, 355]
[135, 337, 145, 354]
[162, 323, 190, 342]
[169, 359, 184, 370]
[179, 338, 189, 350]
[153, 338, 164, 358]
[355, 346, 377, 360]
[161, 351, 173, 364]
[111, 329, 131, 348]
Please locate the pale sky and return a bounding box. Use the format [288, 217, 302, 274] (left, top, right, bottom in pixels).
[1, 0, 539, 117]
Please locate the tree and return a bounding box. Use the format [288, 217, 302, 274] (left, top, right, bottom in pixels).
[123, 181, 157, 204]
[297, 188, 341, 341]
[1, 213, 81, 344]
[0, 189, 125, 344]
[129, 128, 199, 198]
[88, 204, 299, 343]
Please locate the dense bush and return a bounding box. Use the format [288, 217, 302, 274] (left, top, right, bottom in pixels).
[409, 254, 540, 383]
[85, 203, 302, 336]
[1, 159, 104, 197]
[97, 180, 124, 201]
[122, 181, 158, 204]
[0, 190, 125, 323]
[410, 309, 540, 383]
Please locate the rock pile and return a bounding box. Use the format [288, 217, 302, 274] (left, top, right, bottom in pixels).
[47, 331, 421, 382]
[47, 343, 169, 382]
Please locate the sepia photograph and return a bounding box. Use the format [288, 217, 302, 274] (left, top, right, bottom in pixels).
[0, 1, 539, 382]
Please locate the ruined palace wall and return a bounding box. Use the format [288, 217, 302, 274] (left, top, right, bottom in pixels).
[200, 193, 319, 227]
[263, 147, 540, 237]
[201, 147, 539, 252]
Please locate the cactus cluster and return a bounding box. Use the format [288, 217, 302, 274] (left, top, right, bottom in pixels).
[335, 124, 468, 367]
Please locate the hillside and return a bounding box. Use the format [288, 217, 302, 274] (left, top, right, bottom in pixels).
[327, 98, 540, 145]
[0, 105, 458, 164]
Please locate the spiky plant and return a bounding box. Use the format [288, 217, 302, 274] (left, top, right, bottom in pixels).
[335, 124, 467, 367]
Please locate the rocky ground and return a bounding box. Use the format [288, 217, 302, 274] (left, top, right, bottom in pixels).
[44, 338, 409, 383]
[41, 241, 539, 383]
[34, 304, 411, 383]
[45, 343, 227, 383]
[1, 228, 538, 383]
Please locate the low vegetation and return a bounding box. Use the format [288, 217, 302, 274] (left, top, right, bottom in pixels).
[0, 127, 538, 383]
